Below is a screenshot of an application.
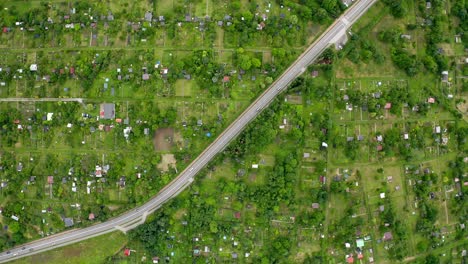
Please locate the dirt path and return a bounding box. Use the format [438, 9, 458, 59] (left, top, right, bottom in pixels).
[0, 97, 83, 103]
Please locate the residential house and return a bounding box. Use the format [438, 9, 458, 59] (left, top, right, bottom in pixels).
[17, 162, 23, 172]
[107, 12, 114, 21]
[95, 165, 103, 177]
[257, 21, 266, 30]
[356, 238, 364, 248]
[119, 176, 126, 188]
[124, 127, 132, 139]
[379, 205, 385, 212]
[145, 11, 153, 22]
[383, 231, 393, 241]
[400, 34, 411, 40]
[160, 68, 168, 76]
[441, 71, 449, 82]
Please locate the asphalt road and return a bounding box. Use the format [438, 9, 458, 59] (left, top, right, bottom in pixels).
[0, 0, 376, 262]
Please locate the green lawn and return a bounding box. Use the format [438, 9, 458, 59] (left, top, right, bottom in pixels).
[174, 79, 193, 97]
[11, 232, 127, 264]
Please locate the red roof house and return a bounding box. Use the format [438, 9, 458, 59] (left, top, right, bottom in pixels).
[47, 176, 54, 184]
[88, 213, 95, 220]
[319, 175, 326, 184]
[384, 102, 392, 109]
[223, 76, 230, 83]
[69, 67, 75, 74]
[234, 212, 241, 219]
[347, 256, 354, 263]
[124, 248, 130, 256]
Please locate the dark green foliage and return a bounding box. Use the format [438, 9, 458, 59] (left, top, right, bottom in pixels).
[249, 153, 298, 215]
[382, 0, 407, 18]
[390, 48, 420, 76]
[129, 211, 171, 256]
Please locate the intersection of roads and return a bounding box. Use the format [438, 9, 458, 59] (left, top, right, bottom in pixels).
[0, 0, 376, 261]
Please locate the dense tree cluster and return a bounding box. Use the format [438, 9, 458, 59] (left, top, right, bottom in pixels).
[249, 153, 298, 216]
[382, 0, 407, 18]
[129, 211, 171, 256]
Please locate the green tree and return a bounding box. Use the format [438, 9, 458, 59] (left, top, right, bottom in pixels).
[251, 58, 261, 68]
[9, 222, 20, 233]
[209, 221, 218, 233]
[322, 0, 337, 13]
[240, 55, 252, 70]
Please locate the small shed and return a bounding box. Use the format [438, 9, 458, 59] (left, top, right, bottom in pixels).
[383, 231, 393, 241]
[63, 217, 74, 227]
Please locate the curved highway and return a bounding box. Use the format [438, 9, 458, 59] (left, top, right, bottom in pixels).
[0, 0, 376, 262]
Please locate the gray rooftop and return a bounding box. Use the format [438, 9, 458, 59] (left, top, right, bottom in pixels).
[64, 217, 74, 227]
[100, 103, 115, 119]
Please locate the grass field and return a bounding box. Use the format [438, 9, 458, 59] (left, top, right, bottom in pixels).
[11, 232, 127, 264]
[174, 79, 193, 97]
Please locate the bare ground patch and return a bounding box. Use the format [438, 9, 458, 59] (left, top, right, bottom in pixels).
[158, 153, 177, 172]
[285, 95, 303, 104]
[153, 128, 175, 151]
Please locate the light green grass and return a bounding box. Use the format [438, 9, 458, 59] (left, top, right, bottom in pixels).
[174, 79, 193, 97]
[11, 232, 127, 264]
